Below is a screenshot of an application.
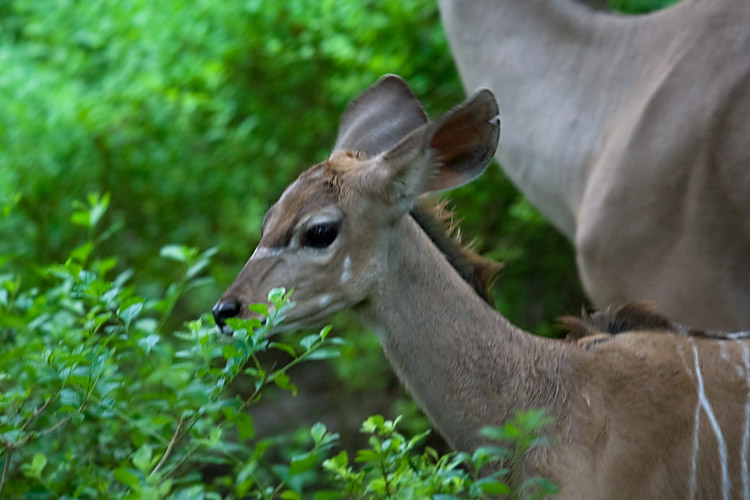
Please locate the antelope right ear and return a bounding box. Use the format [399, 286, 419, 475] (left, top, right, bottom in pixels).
[372, 88, 500, 207]
[421, 88, 500, 193]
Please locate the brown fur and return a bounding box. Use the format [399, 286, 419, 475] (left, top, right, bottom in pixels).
[563, 301, 750, 344]
[562, 302, 676, 340]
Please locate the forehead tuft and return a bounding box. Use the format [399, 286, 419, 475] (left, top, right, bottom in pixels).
[327, 150, 370, 175]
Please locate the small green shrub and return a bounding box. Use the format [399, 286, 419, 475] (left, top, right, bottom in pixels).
[0, 201, 344, 498]
[322, 411, 558, 499]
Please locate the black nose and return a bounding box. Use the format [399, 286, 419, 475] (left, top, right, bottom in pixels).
[212, 299, 241, 330]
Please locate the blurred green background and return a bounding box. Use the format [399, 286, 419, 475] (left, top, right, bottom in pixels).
[0, 0, 677, 448]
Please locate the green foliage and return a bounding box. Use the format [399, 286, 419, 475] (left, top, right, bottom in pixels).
[609, 0, 680, 14]
[0, 205, 345, 498]
[323, 411, 558, 499]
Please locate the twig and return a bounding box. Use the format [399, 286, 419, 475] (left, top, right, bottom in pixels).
[0, 447, 13, 497]
[37, 414, 74, 438]
[19, 395, 55, 432]
[150, 417, 184, 478]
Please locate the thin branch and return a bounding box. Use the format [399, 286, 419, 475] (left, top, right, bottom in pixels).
[37, 414, 74, 438]
[18, 393, 56, 433]
[0, 447, 13, 497]
[150, 417, 184, 478]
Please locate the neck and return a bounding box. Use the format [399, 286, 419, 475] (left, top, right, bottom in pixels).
[356, 216, 572, 450]
[438, 0, 701, 237]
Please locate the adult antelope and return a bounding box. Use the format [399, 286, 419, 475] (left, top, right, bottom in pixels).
[439, 0, 750, 331]
[213, 76, 750, 499]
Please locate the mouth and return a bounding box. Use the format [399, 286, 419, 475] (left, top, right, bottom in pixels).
[216, 323, 235, 336]
[215, 315, 267, 336]
[213, 296, 346, 337]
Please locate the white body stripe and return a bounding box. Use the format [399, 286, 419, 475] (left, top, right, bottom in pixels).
[688, 392, 701, 500]
[740, 341, 750, 500]
[691, 342, 731, 500]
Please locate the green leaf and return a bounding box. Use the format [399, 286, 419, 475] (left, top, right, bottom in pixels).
[354, 449, 379, 464]
[186, 258, 209, 279]
[234, 412, 255, 440]
[209, 427, 222, 446]
[476, 478, 512, 495]
[361, 415, 385, 433]
[113, 468, 140, 489]
[267, 287, 287, 304]
[59, 388, 82, 408]
[289, 451, 317, 476]
[222, 343, 240, 360]
[270, 341, 297, 358]
[299, 334, 319, 350]
[160, 245, 192, 263]
[120, 302, 144, 327]
[272, 372, 297, 395]
[20, 453, 47, 480]
[319, 324, 332, 339]
[137, 334, 160, 354]
[480, 425, 514, 442]
[247, 303, 269, 317]
[521, 476, 560, 499]
[311, 422, 327, 445]
[71, 242, 94, 263]
[71, 211, 90, 227]
[280, 490, 302, 500]
[133, 444, 154, 473]
[88, 192, 110, 229]
[304, 348, 340, 361]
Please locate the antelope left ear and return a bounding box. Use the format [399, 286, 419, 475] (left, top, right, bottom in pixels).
[376, 88, 500, 208]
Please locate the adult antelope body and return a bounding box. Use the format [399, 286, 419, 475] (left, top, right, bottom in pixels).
[439, 0, 750, 331]
[213, 76, 750, 499]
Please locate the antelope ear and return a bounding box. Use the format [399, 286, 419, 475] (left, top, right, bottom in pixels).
[374, 88, 500, 207]
[332, 75, 429, 158]
[422, 88, 499, 192]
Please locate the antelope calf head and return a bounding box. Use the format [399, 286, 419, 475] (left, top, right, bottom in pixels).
[213, 75, 499, 334]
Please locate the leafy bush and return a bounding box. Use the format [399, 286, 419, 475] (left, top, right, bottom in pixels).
[323, 411, 557, 499]
[0, 202, 344, 498]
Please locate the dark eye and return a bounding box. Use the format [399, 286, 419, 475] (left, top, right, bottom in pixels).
[301, 222, 339, 248]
